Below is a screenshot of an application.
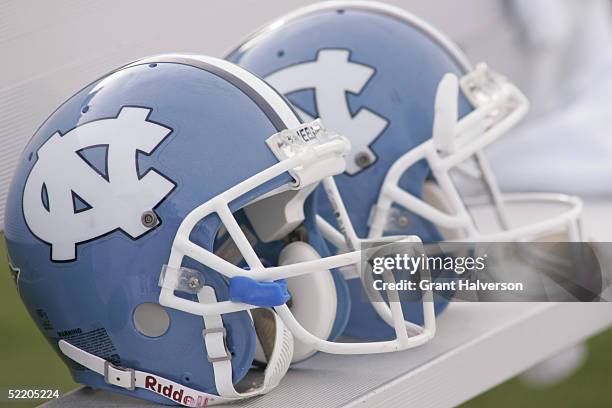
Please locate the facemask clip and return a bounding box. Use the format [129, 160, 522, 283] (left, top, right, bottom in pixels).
[159, 265, 206, 294]
[460, 64, 524, 129]
[266, 119, 350, 188]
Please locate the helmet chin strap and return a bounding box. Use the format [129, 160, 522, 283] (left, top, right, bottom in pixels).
[58, 286, 293, 406]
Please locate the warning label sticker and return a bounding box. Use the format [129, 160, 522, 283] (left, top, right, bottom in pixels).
[58, 327, 120, 368]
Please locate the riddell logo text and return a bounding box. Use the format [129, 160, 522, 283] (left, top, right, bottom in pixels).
[144, 375, 211, 407]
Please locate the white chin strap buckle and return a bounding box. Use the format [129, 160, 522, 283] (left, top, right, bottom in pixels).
[104, 361, 135, 391]
[202, 327, 232, 363]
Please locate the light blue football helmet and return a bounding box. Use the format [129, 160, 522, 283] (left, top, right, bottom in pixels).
[228, 1, 583, 340]
[5, 54, 433, 405]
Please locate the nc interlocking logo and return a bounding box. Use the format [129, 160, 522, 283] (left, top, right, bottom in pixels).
[23, 107, 175, 262]
[265, 49, 388, 175]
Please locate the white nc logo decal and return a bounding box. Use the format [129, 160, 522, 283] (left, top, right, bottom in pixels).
[23, 107, 176, 262]
[265, 49, 388, 175]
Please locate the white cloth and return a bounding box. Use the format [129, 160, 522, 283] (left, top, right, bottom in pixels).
[484, 0, 612, 196]
[508, 0, 612, 117]
[486, 78, 612, 196]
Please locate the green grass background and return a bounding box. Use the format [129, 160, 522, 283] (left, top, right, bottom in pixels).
[0, 236, 610, 407]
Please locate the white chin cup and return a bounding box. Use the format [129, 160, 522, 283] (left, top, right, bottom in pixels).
[256, 241, 338, 364]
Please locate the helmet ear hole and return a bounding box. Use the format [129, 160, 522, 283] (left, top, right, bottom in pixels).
[133, 303, 170, 338]
[255, 241, 338, 364]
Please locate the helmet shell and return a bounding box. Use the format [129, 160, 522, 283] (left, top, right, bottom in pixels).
[4, 56, 301, 401]
[227, 2, 471, 339]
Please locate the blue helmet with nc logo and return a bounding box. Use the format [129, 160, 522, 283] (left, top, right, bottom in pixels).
[228, 1, 582, 340]
[3, 53, 395, 405]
